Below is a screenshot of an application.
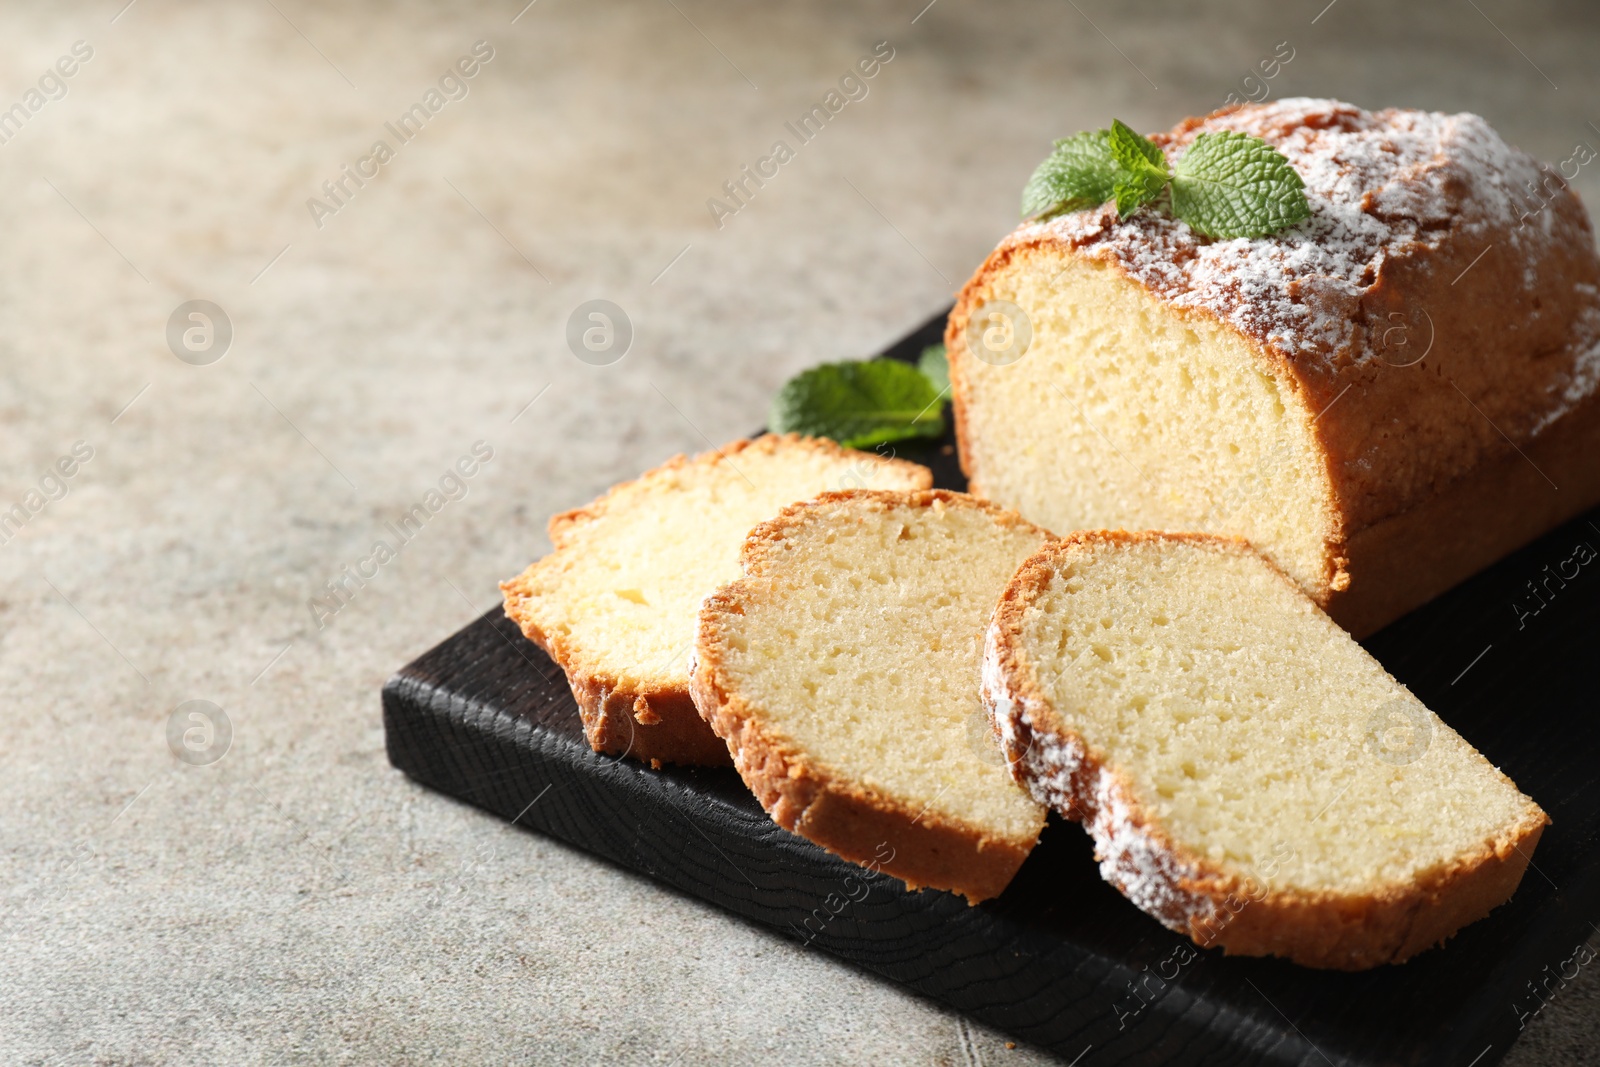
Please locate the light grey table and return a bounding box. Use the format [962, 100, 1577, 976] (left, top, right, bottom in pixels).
[3, 1, 1596, 1063]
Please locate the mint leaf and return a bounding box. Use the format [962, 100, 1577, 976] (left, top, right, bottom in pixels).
[1107, 119, 1170, 219]
[917, 343, 950, 395]
[1170, 131, 1312, 239]
[1113, 167, 1167, 220]
[1107, 118, 1165, 171]
[769, 360, 945, 449]
[1020, 131, 1116, 219]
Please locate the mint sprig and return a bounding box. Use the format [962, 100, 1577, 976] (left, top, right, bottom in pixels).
[1021, 118, 1311, 239]
[769, 354, 947, 450]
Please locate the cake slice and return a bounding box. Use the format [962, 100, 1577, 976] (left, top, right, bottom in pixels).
[951, 99, 1600, 636]
[983, 531, 1548, 969]
[691, 490, 1053, 902]
[501, 435, 931, 767]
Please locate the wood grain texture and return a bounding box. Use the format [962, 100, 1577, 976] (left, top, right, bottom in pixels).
[383, 314, 1600, 1067]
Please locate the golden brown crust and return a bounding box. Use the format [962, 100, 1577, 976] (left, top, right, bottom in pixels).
[984, 531, 1551, 969]
[501, 435, 933, 768]
[500, 567, 737, 766]
[1325, 388, 1600, 634]
[733, 487, 1053, 569]
[949, 101, 1600, 635]
[544, 434, 934, 551]
[691, 489, 1050, 903]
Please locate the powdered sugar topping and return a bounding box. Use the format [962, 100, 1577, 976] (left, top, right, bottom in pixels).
[1012, 98, 1575, 371]
[980, 615, 1215, 932]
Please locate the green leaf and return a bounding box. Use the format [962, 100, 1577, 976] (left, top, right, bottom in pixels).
[1170, 131, 1312, 239]
[917, 343, 950, 395]
[769, 360, 945, 450]
[1113, 167, 1167, 220]
[1107, 119, 1170, 220]
[1020, 131, 1117, 219]
[1107, 118, 1165, 170]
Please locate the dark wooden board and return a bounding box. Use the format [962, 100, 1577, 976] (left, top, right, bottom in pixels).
[383, 312, 1600, 1066]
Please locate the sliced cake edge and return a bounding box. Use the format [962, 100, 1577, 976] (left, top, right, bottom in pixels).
[982, 529, 1550, 969]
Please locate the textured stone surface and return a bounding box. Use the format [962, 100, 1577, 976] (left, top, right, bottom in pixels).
[1, 1, 1596, 1063]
